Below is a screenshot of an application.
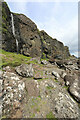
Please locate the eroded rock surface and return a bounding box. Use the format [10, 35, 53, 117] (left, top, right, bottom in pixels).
[1, 61, 80, 119]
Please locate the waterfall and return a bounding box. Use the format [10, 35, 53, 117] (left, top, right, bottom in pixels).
[11, 13, 18, 54]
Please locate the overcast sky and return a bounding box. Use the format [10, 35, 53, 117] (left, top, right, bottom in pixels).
[5, 0, 78, 57]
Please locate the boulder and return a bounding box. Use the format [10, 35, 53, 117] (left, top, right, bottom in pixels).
[52, 71, 60, 80]
[64, 75, 75, 86]
[64, 74, 80, 102]
[15, 64, 34, 77]
[69, 79, 80, 103]
[56, 60, 66, 70]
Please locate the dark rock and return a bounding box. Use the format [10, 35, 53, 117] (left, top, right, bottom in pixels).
[64, 75, 75, 86]
[40, 30, 70, 59]
[15, 64, 34, 77]
[2, 2, 71, 59]
[49, 57, 55, 63]
[2, 2, 16, 52]
[56, 60, 66, 70]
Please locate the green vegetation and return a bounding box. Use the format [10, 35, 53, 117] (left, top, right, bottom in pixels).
[78, 103, 80, 109]
[53, 78, 58, 83]
[30, 113, 35, 118]
[46, 112, 57, 120]
[0, 115, 6, 120]
[63, 86, 69, 90]
[38, 95, 41, 98]
[0, 49, 49, 69]
[42, 52, 46, 59]
[47, 86, 54, 90]
[0, 49, 32, 69]
[27, 59, 38, 64]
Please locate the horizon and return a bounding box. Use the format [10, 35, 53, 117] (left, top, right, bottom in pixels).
[5, 1, 78, 57]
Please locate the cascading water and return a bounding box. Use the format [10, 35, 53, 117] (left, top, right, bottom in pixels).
[11, 13, 18, 54]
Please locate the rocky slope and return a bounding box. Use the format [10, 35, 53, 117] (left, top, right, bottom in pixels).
[2, 2, 70, 59]
[0, 50, 80, 119]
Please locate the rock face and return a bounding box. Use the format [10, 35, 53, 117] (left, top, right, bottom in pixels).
[40, 30, 70, 59]
[2, 2, 16, 52]
[2, 2, 70, 59]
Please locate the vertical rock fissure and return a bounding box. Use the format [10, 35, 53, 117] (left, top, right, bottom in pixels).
[11, 13, 18, 54]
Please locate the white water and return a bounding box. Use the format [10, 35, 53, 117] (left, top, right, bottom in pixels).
[11, 13, 18, 53]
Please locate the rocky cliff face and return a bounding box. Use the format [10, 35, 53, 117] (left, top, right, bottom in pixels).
[2, 2, 70, 59]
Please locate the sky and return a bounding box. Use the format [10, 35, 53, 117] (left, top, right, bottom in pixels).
[5, 0, 78, 57]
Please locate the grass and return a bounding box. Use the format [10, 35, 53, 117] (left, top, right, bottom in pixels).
[0, 49, 49, 69]
[53, 78, 58, 83]
[0, 116, 6, 120]
[62, 86, 69, 90]
[38, 95, 41, 98]
[47, 86, 54, 90]
[46, 112, 57, 120]
[0, 49, 37, 69]
[30, 113, 35, 118]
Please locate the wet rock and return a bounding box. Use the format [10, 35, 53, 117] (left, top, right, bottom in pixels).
[15, 64, 34, 77]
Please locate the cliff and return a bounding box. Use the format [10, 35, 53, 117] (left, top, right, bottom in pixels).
[2, 2, 70, 59]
